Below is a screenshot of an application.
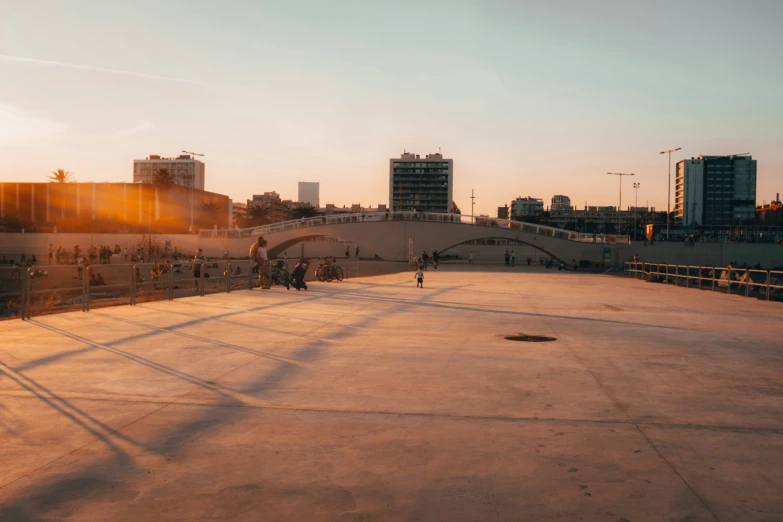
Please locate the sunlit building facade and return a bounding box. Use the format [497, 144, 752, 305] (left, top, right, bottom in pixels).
[0, 182, 229, 233]
[133, 154, 206, 191]
[389, 151, 453, 213]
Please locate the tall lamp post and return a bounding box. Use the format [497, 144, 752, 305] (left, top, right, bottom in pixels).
[606, 172, 635, 236]
[633, 182, 640, 242]
[659, 147, 681, 241]
[182, 150, 205, 233]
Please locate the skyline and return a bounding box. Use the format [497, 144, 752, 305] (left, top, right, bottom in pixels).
[1, 1, 782, 215]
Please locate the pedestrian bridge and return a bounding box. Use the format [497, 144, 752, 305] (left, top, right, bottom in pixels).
[201, 212, 629, 264]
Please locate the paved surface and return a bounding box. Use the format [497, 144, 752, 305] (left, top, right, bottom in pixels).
[1, 267, 782, 522]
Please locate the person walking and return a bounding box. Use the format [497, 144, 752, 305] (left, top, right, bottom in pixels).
[469, 251, 475, 264]
[192, 248, 206, 291]
[345, 245, 350, 258]
[48, 244, 53, 264]
[422, 251, 429, 271]
[432, 250, 439, 270]
[355, 245, 360, 259]
[415, 267, 424, 288]
[504, 250, 510, 267]
[511, 250, 516, 267]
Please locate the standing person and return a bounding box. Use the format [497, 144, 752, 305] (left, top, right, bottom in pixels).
[422, 251, 429, 271]
[432, 250, 439, 270]
[415, 266, 424, 288]
[192, 248, 206, 291]
[73, 245, 81, 262]
[469, 251, 475, 264]
[250, 236, 270, 289]
[345, 245, 350, 258]
[76, 256, 85, 280]
[124, 247, 128, 262]
[504, 250, 510, 267]
[56, 246, 62, 264]
[223, 248, 229, 259]
[511, 250, 516, 267]
[355, 245, 360, 259]
[48, 244, 53, 264]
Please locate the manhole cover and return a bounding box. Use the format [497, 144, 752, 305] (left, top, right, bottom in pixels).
[505, 335, 556, 342]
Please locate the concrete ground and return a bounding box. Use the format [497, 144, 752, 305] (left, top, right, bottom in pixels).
[1, 266, 781, 522]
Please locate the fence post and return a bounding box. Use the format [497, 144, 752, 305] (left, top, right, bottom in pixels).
[727, 268, 731, 295]
[21, 268, 29, 320]
[712, 267, 716, 292]
[168, 263, 174, 301]
[685, 266, 689, 288]
[226, 262, 232, 293]
[248, 260, 253, 290]
[83, 267, 90, 312]
[130, 265, 136, 306]
[746, 271, 750, 298]
[766, 271, 771, 301]
[200, 262, 205, 296]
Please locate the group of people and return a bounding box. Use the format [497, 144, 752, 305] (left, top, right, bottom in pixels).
[413, 250, 441, 288]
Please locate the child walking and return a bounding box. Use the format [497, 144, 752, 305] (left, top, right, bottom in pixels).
[415, 267, 424, 288]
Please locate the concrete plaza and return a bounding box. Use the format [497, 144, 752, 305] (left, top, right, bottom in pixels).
[1, 267, 781, 521]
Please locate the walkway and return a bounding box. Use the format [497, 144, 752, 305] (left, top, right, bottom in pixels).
[1, 267, 781, 521]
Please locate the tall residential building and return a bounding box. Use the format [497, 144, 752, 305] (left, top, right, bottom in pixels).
[510, 197, 544, 219]
[389, 151, 453, 213]
[298, 182, 320, 207]
[133, 154, 205, 190]
[551, 195, 572, 211]
[675, 155, 757, 226]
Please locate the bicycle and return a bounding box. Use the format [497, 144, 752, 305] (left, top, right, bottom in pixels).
[316, 258, 332, 282]
[270, 260, 291, 288]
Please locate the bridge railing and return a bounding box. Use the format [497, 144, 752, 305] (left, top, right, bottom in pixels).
[624, 262, 783, 302]
[202, 211, 630, 244]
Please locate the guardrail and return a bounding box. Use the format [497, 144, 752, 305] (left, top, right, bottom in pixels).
[624, 262, 783, 302]
[201, 211, 631, 245]
[4, 260, 258, 321]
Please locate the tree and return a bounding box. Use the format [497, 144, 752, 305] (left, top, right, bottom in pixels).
[243, 203, 272, 227]
[451, 201, 461, 214]
[199, 201, 222, 222]
[291, 204, 318, 220]
[152, 169, 175, 190]
[49, 169, 74, 183]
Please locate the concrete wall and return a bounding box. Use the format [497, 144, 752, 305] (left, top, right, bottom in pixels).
[616, 242, 783, 269]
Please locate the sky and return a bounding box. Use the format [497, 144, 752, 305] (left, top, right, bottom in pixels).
[1, 0, 782, 216]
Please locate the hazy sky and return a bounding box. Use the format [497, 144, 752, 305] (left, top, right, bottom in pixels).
[1, 0, 782, 215]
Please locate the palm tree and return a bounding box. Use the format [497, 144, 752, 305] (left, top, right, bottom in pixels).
[291, 204, 318, 220]
[152, 168, 175, 190]
[49, 169, 74, 183]
[244, 203, 271, 227]
[199, 201, 222, 221]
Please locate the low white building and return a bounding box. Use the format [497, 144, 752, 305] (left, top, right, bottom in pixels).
[510, 197, 544, 219]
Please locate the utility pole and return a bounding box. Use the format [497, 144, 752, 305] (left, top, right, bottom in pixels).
[470, 189, 475, 224]
[182, 150, 205, 233]
[659, 147, 681, 241]
[633, 182, 640, 242]
[606, 172, 635, 235]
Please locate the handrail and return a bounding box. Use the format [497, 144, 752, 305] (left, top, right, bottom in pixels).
[200, 211, 631, 245]
[624, 262, 782, 302]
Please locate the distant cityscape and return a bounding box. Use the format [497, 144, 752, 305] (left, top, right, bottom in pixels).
[0, 149, 780, 240]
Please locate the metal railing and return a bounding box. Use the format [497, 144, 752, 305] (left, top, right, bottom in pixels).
[201, 211, 631, 245]
[625, 262, 783, 302]
[4, 260, 259, 320]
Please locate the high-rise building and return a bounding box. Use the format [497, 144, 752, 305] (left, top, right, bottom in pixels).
[551, 195, 572, 211]
[497, 204, 509, 219]
[510, 197, 544, 219]
[389, 151, 453, 213]
[675, 155, 757, 226]
[133, 154, 205, 190]
[298, 182, 320, 207]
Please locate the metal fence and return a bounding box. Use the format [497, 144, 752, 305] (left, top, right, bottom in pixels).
[201, 211, 631, 245]
[625, 262, 783, 302]
[5, 260, 257, 320]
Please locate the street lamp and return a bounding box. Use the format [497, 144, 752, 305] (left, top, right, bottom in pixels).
[607, 172, 635, 236]
[633, 182, 641, 242]
[659, 147, 681, 241]
[182, 150, 205, 233]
